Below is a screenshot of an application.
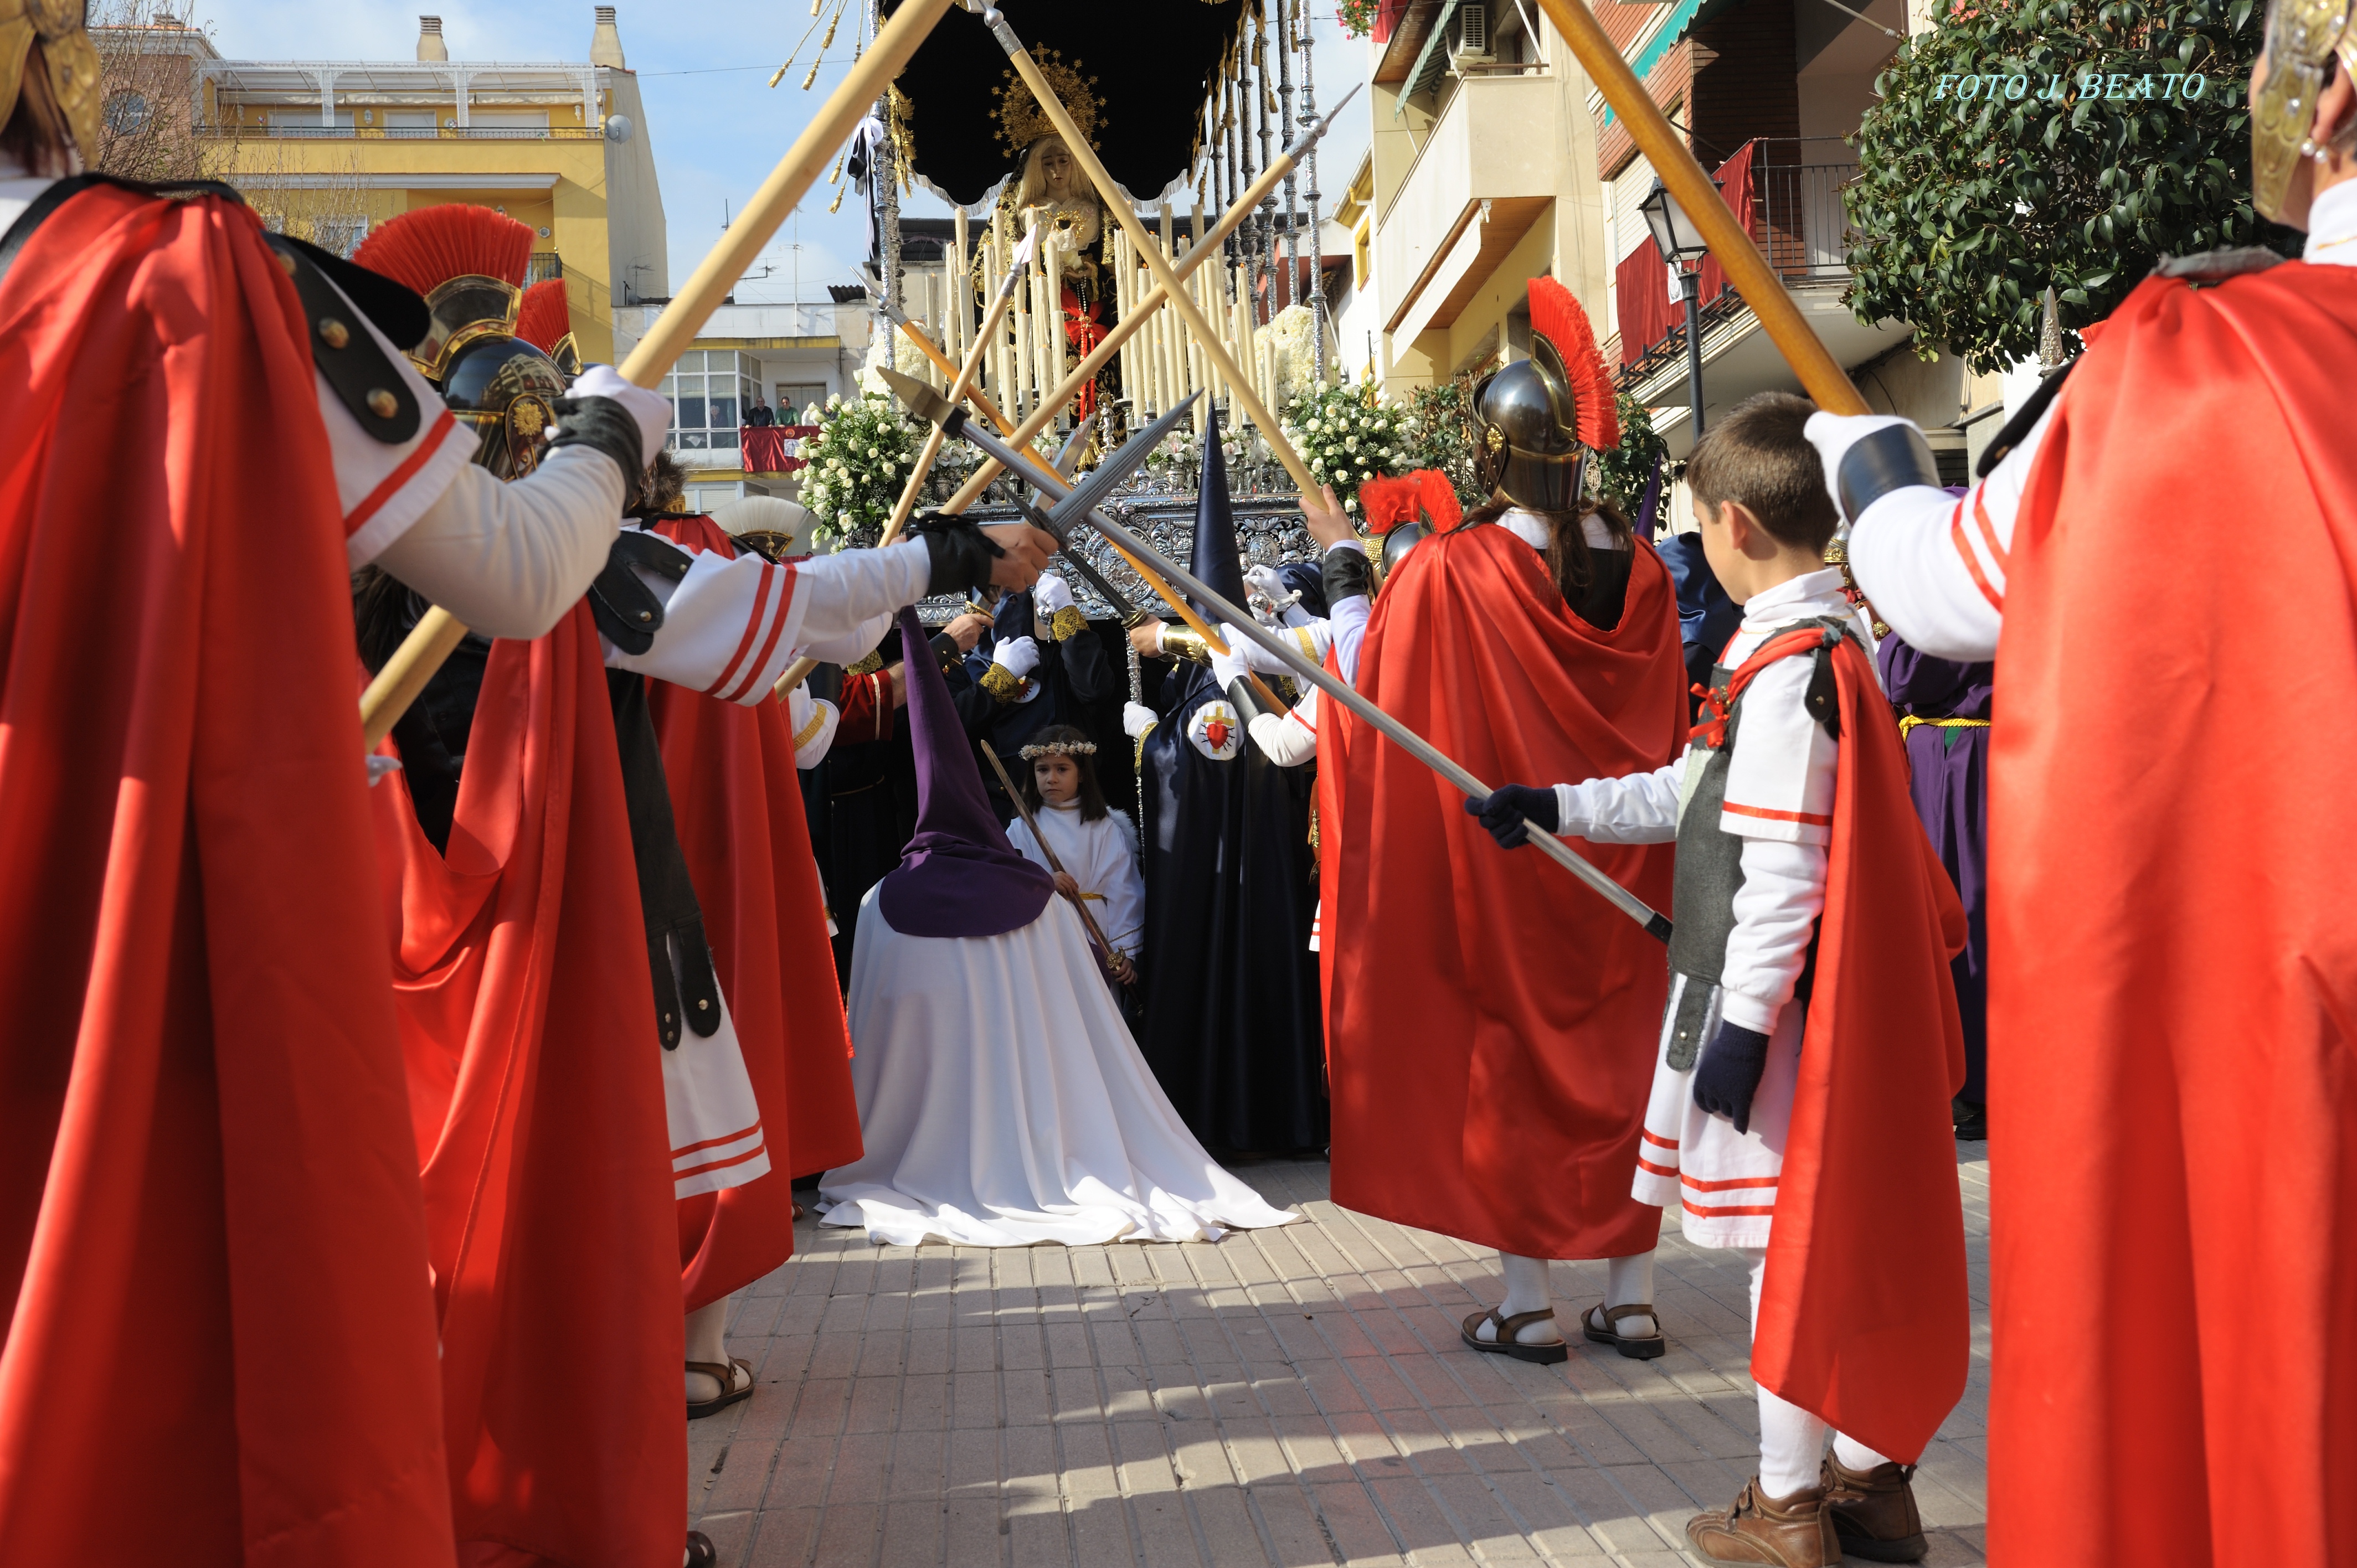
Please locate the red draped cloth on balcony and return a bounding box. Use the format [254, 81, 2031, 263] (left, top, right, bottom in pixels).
[1613, 141, 1757, 367]
[742, 425, 792, 474]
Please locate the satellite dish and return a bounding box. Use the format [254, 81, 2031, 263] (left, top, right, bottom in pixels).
[603, 114, 634, 144]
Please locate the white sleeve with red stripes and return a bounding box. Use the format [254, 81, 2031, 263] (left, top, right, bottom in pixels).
[787, 682, 841, 769]
[603, 534, 932, 707]
[369, 449, 623, 639]
[1246, 685, 1318, 766]
[1847, 404, 2050, 663]
[329, 280, 478, 568]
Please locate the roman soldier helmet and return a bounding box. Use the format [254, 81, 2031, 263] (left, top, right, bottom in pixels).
[0, 0, 99, 169]
[2252, 0, 2357, 220]
[352, 205, 567, 479]
[1472, 276, 1620, 513]
[517, 277, 582, 379]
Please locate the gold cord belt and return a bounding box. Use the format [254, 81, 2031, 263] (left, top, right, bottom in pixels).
[1898, 715, 1991, 739]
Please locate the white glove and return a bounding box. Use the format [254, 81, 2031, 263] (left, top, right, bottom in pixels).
[1211, 641, 1248, 688]
[1802, 411, 1926, 524]
[1123, 701, 1159, 739]
[1244, 563, 1287, 601]
[366, 755, 404, 787]
[573, 363, 673, 467]
[1033, 572, 1074, 616]
[1219, 622, 1300, 675]
[991, 635, 1041, 679]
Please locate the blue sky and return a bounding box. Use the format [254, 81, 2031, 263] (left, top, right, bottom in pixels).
[195, 2, 1373, 307]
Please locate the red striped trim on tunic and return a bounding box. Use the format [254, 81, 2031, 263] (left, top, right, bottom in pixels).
[720, 565, 798, 703]
[703, 561, 779, 698]
[1949, 497, 2005, 612]
[1641, 1129, 1679, 1149]
[1681, 1171, 1780, 1192]
[672, 1122, 764, 1159]
[1972, 487, 2010, 572]
[1636, 1156, 1678, 1179]
[344, 409, 457, 535]
[1723, 800, 1833, 827]
[1685, 1199, 1778, 1218]
[675, 1139, 769, 1182]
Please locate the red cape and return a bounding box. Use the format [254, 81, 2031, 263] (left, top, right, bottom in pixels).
[1987, 261, 2357, 1567]
[648, 517, 861, 1307]
[1742, 634, 1970, 1463]
[1327, 524, 1685, 1258]
[0, 187, 455, 1562]
[373, 608, 683, 1568]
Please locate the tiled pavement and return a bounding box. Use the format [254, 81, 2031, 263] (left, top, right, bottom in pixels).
[688, 1152, 1990, 1567]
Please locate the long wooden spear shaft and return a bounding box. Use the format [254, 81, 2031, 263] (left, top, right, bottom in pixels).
[938, 84, 1358, 517]
[878, 220, 1037, 549]
[977, 739, 1125, 981]
[981, 12, 1324, 496]
[1530, 0, 1867, 415]
[356, 0, 958, 749]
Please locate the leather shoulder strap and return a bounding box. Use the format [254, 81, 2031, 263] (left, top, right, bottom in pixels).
[264, 235, 421, 445]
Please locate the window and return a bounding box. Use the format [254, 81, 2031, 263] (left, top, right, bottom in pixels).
[663, 350, 753, 452]
[779, 383, 827, 421]
[384, 111, 439, 138]
[468, 110, 551, 137]
[312, 217, 368, 259]
[104, 91, 151, 136]
[265, 110, 347, 138]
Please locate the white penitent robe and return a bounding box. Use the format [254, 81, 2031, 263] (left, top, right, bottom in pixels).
[818, 888, 1299, 1247]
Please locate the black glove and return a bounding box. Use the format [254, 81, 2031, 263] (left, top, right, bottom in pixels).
[549, 395, 649, 512]
[1462, 783, 1558, 849]
[1691, 1020, 1772, 1134]
[908, 510, 1006, 599]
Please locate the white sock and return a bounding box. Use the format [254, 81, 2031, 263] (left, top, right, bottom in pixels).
[686, 1295, 734, 1399]
[1831, 1432, 1893, 1473]
[1742, 1246, 1827, 1496]
[1600, 1250, 1658, 1338]
[1478, 1252, 1561, 1343]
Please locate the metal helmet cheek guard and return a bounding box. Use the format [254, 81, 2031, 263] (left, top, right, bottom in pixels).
[442, 336, 568, 479]
[2253, 0, 2357, 221]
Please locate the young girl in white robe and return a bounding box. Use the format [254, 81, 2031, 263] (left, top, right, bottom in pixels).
[1003, 726, 1144, 989]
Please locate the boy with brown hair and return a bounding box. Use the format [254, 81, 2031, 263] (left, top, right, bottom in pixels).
[1468, 391, 1971, 1566]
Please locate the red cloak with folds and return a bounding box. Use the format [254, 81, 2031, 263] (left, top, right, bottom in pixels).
[1327, 524, 1684, 1258]
[1741, 634, 1970, 1464]
[0, 187, 454, 1564]
[372, 609, 682, 1568]
[647, 516, 861, 1308]
[1984, 261, 2357, 1568]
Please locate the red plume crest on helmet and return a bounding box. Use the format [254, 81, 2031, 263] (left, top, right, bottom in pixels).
[1527, 275, 1620, 452]
[352, 203, 536, 295]
[1358, 470, 1464, 534]
[516, 278, 572, 353]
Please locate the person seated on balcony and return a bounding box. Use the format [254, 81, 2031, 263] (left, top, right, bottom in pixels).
[744, 393, 775, 427]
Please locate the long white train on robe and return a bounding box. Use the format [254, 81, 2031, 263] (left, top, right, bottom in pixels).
[818, 888, 1299, 1247]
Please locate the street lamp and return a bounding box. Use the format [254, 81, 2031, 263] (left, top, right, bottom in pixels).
[1639, 177, 1718, 438]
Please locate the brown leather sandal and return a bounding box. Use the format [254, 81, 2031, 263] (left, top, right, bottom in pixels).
[1581, 1301, 1666, 1360]
[685, 1528, 718, 1567]
[687, 1356, 755, 1419]
[1459, 1306, 1569, 1365]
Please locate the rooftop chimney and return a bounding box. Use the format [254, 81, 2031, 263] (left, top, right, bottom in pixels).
[590, 6, 626, 68]
[416, 16, 447, 61]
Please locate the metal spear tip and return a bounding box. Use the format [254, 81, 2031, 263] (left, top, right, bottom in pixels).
[1044, 394, 1200, 533]
[1052, 410, 1099, 478]
[877, 365, 956, 429]
[1282, 82, 1361, 159]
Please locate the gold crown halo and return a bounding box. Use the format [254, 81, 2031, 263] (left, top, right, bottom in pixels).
[995, 48, 1100, 157]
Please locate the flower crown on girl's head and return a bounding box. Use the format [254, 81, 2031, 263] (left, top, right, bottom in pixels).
[1018, 739, 1098, 760]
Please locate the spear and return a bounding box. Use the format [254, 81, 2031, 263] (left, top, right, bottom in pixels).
[877, 220, 1039, 549]
[1529, 0, 1867, 415]
[979, 11, 1325, 498]
[978, 739, 1127, 986]
[356, 0, 959, 749]
[894, 372, 1672, 941]
[935, 81, 1359, 517]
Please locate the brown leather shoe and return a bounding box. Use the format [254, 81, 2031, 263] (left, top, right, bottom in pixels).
[1684, 1477, 1838, 1566]
[1821, 1453, 1929, 1562]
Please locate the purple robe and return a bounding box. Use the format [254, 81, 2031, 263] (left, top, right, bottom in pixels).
[1876, 633, 1991, 1104]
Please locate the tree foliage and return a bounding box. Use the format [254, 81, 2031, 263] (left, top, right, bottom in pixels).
[1845, 0, 2278, 373]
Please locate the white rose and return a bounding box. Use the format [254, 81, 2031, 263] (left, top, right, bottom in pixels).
[1344, 497, 1358, 513]
[1360, 468, 1372, 481]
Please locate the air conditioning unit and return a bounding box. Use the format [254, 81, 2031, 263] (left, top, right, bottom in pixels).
[1451, 4, 1494, 64]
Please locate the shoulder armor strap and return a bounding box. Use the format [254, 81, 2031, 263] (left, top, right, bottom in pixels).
[1974, 356, 2078, 480]
[0, 172, 243, 287]
[263, 235, 421, 446]
[588, 529, 694, 655]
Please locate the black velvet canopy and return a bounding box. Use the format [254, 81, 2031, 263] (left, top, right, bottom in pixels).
[882, 0, 1254, 208]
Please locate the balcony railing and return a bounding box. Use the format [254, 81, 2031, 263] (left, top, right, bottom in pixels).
[1615, 137, 1857, 386]
[526, 252, 563, 285]
[199, 124, 601, 140]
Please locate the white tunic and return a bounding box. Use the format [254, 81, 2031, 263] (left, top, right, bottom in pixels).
[1552, 570, 1872, 1248]
[1005, 802, 1146, 957]
[817, 889, 1299, 1247]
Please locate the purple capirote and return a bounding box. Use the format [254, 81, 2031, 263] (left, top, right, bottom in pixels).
[1876, 630, 1991, 1104]
[875, 606, 1054, 939]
